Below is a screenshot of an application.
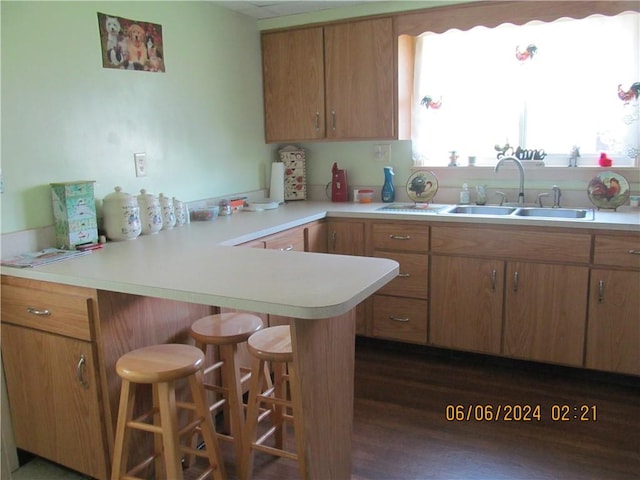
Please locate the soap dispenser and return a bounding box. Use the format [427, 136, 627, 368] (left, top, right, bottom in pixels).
[460, 183, 470, 204]
[382, 166, 395, 203]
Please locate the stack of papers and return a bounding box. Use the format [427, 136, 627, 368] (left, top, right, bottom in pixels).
[1, 248, 90, 268]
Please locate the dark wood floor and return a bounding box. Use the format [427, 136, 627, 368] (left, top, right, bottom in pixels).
[202, 337, 639, 480]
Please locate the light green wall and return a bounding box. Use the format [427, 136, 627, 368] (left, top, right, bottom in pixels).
[1, 1, 273, 234]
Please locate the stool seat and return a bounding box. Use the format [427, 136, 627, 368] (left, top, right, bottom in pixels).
[116, 344, 204, 384]
[191, 312, 263, 345]
[247, 325, 292, 361]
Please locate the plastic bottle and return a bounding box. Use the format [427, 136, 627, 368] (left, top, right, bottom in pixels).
[382, 166, 395, 203]
[460, 183, 470, 204]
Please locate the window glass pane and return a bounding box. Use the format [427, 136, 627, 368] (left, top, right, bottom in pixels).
[412, 12, 639, 167]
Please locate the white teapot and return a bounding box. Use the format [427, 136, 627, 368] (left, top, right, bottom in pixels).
[102, 187, 142, 241]
[137, 189, 163, 235]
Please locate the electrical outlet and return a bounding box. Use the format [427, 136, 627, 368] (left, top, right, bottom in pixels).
[134, 153, 147, 177]
[374, 144, 391, 163]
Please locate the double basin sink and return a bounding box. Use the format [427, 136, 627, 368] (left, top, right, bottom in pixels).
[378, 204, 592, 219]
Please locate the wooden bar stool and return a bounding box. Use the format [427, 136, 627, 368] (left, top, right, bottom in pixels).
[188, 312, 264, 470]
[241, 325, 305, 480]
[111, 344, 225, 480]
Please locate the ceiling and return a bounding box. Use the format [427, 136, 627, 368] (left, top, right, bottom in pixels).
[213, 1, 375, 20]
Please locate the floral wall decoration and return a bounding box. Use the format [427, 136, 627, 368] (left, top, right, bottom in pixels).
[97, 12, 165, 72]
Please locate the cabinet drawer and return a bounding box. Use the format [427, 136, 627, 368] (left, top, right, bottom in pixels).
[593, 235, 640, 269]
[372, 295, 427, 344]
[1, 284, 93, 340]
[374, 251, 428, 298]
[431, 226, 590, 263]
[372, 223, 429, 252]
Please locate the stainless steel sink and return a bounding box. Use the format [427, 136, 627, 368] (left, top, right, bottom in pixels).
[514, 208, 590, 219]
[377, 204, 448, 214]
[445, 205, 517, 215]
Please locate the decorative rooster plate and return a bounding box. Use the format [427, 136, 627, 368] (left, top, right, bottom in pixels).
[587, 171, 630, 210]
[406, 170, 439, 203]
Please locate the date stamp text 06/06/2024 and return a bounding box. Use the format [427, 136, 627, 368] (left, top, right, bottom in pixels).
[445, 404, 598, 422]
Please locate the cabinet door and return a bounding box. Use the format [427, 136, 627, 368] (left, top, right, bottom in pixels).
[586, 269, 640, 376]
[305, 221, 327, 253]
[430, 256, 504, 355]
[324, 18, 395, 139]
[326, 220, 366, 333]
[262, 27, 325, 143]
[503, 262, 588, 367]
[327, 220, 365, 256]
[1, 324, 108, 479]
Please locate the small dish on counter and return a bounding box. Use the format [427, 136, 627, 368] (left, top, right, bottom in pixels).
[190, 206, 219, 221]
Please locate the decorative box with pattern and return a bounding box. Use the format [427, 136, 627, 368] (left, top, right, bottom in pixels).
[279, 145, 306, 201]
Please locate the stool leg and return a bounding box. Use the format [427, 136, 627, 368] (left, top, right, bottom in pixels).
[151, 384, 167, 478]
[189, 370, 226, 480]
[273, 361, 286, 450]
[288, 361, 308, 479]
[156, 382, 183, 480]
[111, 380, 135, 480]
[240, 356, 266, 480]
[220, 343, 245, 467]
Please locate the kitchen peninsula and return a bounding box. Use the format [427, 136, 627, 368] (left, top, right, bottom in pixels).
[2, 200, 638, 479]
[1, 206, 399, 480]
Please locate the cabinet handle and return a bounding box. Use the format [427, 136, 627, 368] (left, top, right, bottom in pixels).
[26, 307, 51, 316]
[628, 249, 640, 255]
[389, 235, 411, 240]
[314, 112, 320, 130]
[331, 110, 336, 130]
[76, 355, 89, 389]
[331, 230, 337, 250]
[512, 271, 519, 293]
[398, 273, 410, 278]
[598, 280, 605, 304]
[491, 269, 497, 292]
[389, 316, 409, 322]
[280, 245, 294, 251]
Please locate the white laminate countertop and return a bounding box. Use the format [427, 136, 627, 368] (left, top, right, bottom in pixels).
[2, 201, 638, 318]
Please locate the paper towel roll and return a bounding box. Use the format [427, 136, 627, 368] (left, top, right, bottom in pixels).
[270, 162, 285, 204]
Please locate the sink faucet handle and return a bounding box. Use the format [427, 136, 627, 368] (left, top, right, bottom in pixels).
[495, 191, 507, 206]
[552, 185, 562, 208]
[537, 192, 550, 208]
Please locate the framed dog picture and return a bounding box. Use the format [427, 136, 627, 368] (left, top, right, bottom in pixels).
[97, 12, 165, 72]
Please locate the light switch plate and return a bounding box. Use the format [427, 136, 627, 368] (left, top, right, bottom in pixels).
[134, 153, 147, 177]
[374, 144, 391, 163]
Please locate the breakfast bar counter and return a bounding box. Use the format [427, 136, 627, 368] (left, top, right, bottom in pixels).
[1, 217, 399, 480]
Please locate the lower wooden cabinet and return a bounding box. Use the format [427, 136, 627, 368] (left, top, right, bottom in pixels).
[2, 324, 109, 479]
[586, 269, 640, 376]
[1, 280, 109, 480]
[430, 256, 503, 355]
[503, 262, 588, 367]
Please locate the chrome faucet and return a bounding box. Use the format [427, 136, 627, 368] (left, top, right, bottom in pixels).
[495, 155, 525, 204]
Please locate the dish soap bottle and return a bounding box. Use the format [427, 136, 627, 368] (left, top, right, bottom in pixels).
[460, 183, 470, 204]
[382, 166, 395, 203]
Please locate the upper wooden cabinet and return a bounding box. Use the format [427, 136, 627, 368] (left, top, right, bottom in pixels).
[261, 17, 395, 143]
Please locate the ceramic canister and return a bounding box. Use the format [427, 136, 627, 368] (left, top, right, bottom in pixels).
[159, 193, 176, 230]
[137, 189, 163, 234]
[102, 187, 142, 241]
[173, 197, 186, 226]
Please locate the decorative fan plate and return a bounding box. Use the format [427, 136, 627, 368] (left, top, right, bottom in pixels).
[406, 170, 439, 203]
[587, 171, 630, 210]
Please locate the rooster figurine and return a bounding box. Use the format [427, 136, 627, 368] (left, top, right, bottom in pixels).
[617, 82, 640, 104]
[420, 95, 442, 109]
[515, 44, 538, 61]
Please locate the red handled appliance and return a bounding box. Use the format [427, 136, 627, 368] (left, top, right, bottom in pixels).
[330, 162, 348, 202]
